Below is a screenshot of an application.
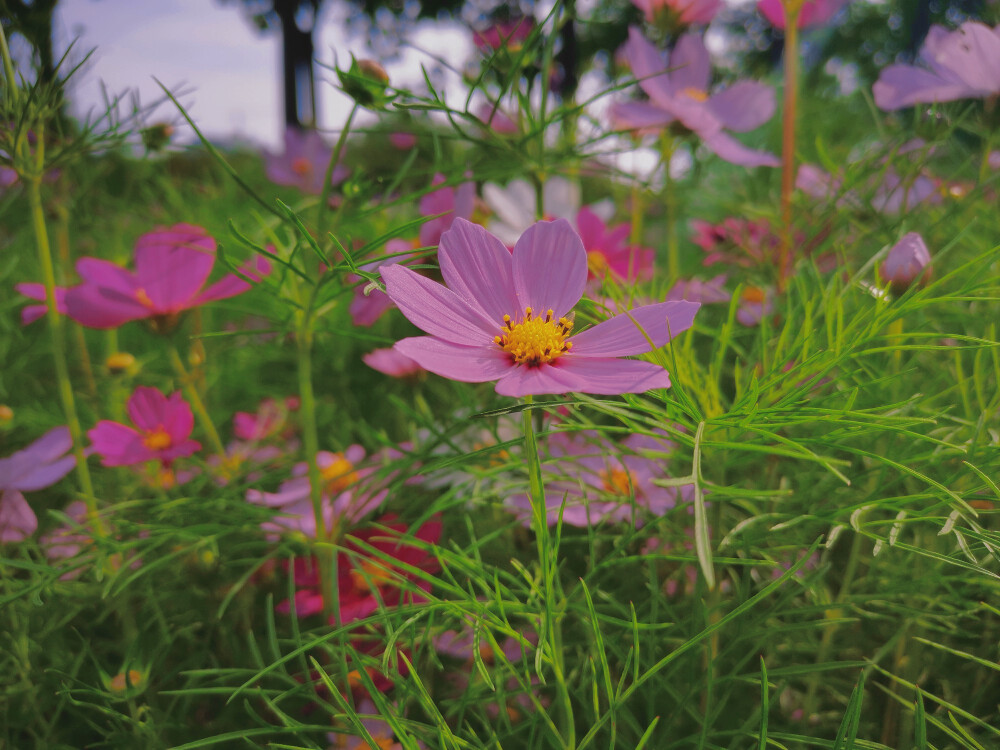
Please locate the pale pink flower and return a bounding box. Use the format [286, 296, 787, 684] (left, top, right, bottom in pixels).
[632, 0, 721, 28]
[382, 218, 699, 397]
[0, 426, 76, 542]
[758, 0, 848, 30]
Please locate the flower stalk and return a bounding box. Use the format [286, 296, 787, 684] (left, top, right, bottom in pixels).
[521, 397, 575, 748]
[166, 342, 226, 458]
[778, 0, 802, 291]
[26, 140, 106, 541]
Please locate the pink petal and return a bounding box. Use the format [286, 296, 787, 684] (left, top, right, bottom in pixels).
[161, 392, 195, 442]
[0, 426, 75, 490]
[192, 256, 272, 305]
[625, 27, 676, 105]
[494, 362, 585, 397]
[88, 422, 153, 466]
[707, 81, 776, 133]
[702, 131, 781, 168]
[609, 102, 675, 133]
[437, 218, 518, 324]
[363, 347, 425, 377]
[127, 387, 171, 432]
[65, 282, 149, 329]
[873, 64, 976, 110]
[0, 490, 37, 543]
[670, 33, 711, 94]
[75, 258, 138, 294]
[570, 301, 699, 356]
[133, 225, 217, 311]
[511, 219, 587, 319]
[394, 337, 512, 383]
[552, 357, 672, 395]
[928, 21, 1000, 92]
[380, 264, 497, 345]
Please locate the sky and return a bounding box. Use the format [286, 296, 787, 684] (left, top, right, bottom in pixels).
[53, 0, 474, 150]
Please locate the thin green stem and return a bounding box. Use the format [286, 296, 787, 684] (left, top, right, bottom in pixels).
[26, 150, 105, 542]
[778, 8, 801, 291]
[661, 134, 679, 282]
[296, 318, 340, 624]
[166, 342, 226, 457]
[522, 397, 575, 748]
[317, 103, 359, 240]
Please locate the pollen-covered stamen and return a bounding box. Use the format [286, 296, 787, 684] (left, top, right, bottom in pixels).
[494, 306, 574, 366]
[601, 467, 635, 496]
[143, 427, 172, 451]
[682, 87, 709, 102]
[135, 288, 155, 309]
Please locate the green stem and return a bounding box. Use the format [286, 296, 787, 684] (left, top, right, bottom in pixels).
[522, 397, 575, 748]
[296, 321, 339, 624]
[166, 342, 226, 457]
[778, 8, 801, 291]
[27, 160, 106, 542]
[317, 103, 359, 241]
[660, 134, 679, 282]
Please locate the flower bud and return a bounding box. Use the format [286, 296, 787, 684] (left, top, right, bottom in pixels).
[879, 232, 931, 295]
[0, 405, 13, 423]
[106, 668, 147, 698]
[337, 56, 394, 109]
[106, 352, 137, 375]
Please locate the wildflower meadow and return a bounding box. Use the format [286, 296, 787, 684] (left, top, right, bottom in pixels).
[2, 1, 1000, 748]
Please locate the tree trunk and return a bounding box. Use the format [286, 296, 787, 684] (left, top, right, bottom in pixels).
[274, 0, 316, 129]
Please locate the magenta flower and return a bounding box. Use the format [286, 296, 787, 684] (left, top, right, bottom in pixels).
[389, 131, 417, 150]
[89, 387, 201, 467]
[0, 426, 76, 543]
[473, 17, 534, 52]
[632, 0, 721, 28]
[64, 224, 271, 330]
[612, 28, 779, 168]
[381, 218, 699, 397]
[15, 282, 67, 325]
[874, 23, 1000, 111]
[420, 173, 476, 247]
[265, 126, 349, 194]
[879, 232, 931, 294]
[576, 207, 653, 283]
[757, 0, 848, 30]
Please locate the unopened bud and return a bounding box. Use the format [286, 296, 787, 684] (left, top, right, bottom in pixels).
[0, 405, 13, 423]
[879, 232, 931, 295]
[338, 56, 394, 109]
[106, 352, 136, 375]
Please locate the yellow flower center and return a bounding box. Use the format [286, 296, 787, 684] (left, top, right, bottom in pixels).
[291, 156, 313, 176]
[321, 455, 359, 494]
[741, 286, 766, 304]
[682, 87, 709, 102]
[143, 427, 172, 451]
[135, 287, 155, 309]
[586, 250, 610, 277]
[349, 559, 395, 591]
[494, 307, 574, 367]
[601, 467, 634, 496]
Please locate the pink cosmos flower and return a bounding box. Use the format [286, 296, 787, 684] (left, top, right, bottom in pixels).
[796, 162, 941, 215]
[576, 206, 653, 283]
[15, 282, 67, 325]
[88, 387, 201, 467]
[879, 232, 931, 294]
[64, 224, 271, 330]
[245, 446, 387, 540]
[363, 347, 425, 378]
[632, 0, 721, 28]
[506, 431, 693, 527]
[874, 23, 1000, 111]
[736, 286, 774, 326]
[473, 17, 534, 52]
[265, 126, 349, 194]
[477, 102, 519, 135]
[0, 426, 76, 542]
[419, 173, 476, 248]
[757, 0, 848, 30]
[327, 699, 425, 750]
[612, 28, 779, 168]
[381, 218, 700, 397]
[41, 500, 89, 563]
